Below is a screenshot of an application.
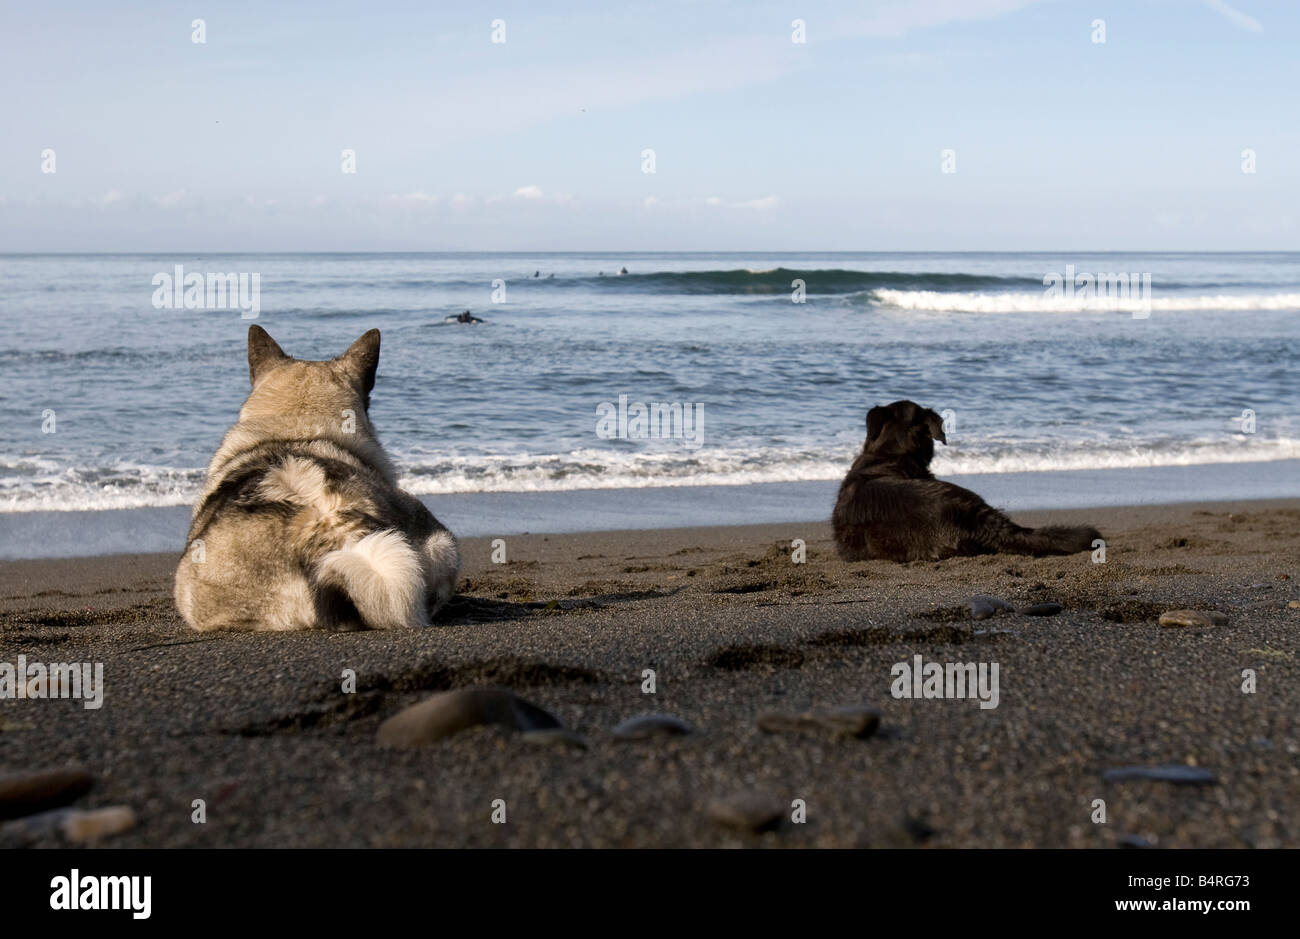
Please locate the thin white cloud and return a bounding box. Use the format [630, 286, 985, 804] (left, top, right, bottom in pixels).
[152, 190, 187, 208]
[1203, 0, 1262, 32]
[504, 186, 572, 204]
[704, 195, 779, 209]
[388, 191, 440, 207]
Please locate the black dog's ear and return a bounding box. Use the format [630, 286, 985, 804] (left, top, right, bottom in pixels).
[866, 405, 891, 443]
[248, 325, 289, 386]
[925, 410, 947, 445]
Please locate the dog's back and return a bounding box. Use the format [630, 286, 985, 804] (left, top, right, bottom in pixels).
[833, 401, 1100, 562]
[174, 326, 459, 631]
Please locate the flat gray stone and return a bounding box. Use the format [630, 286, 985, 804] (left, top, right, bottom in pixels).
[969, 595, 1014, 620]
[0, 807, 76, 843]
[612, 714, 694, 740]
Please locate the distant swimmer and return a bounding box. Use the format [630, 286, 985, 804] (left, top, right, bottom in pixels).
[534, 270, 540, 278]
[618, 266, 628, 275]
[449, 310, 484, 324]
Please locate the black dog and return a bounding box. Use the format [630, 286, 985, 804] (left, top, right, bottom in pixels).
[832, 400, 1101, 562]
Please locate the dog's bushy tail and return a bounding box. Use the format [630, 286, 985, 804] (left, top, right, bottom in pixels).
[422, 529, 460, 617]
[315, 530, 427, 629]
[988, 523, 1102, 557]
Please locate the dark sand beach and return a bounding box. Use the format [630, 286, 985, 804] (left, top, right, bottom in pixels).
[1, 500, 1297, 848]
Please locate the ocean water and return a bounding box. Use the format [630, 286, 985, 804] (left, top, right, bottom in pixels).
[1, 251, 1297, 554]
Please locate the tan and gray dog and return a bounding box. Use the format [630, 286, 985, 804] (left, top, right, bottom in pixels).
[175, 325, 459, 631]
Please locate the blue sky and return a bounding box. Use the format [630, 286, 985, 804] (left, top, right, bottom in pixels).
[2, 0, 1296, 250]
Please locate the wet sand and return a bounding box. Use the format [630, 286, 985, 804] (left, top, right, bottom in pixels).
[1, 499, 1297, 847]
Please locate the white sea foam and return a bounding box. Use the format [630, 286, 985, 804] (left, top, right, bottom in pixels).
[1, 437, 1296, 511]
[871, 289, 1300, 314]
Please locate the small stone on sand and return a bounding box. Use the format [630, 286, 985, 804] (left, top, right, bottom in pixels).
[1018, 602, 1062, 616]
[1158, 609, 1227, 628]
[0, 807, 76, 843]
[969, 595, 1014, 620]
[376, 688, 562, 748]
[756, 705, 880, 739]
[0, 768, 94, 820]
[706, 792, 784, 832]
[60, 806, 136, 843]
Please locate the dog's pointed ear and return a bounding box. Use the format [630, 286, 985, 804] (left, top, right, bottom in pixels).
[248, 325, 289, 386]
[926, 410, 947, 445]
[337, 328, 381, 395]
[866, 405, 890, 443]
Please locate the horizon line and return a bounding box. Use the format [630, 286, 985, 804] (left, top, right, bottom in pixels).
[3, 249, 1299, 256]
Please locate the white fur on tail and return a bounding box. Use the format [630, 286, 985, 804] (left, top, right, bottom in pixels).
[317, 530, 426, 629]
[422, 529, 460, 615]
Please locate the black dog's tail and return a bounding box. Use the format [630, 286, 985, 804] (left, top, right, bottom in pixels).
[986, 523, 1102, 557]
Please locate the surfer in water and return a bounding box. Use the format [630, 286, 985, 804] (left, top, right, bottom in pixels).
[449, 310, 484, 324]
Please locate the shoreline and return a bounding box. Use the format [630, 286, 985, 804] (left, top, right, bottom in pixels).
[0, 497, 1294, 587]
[2, 459, 1297, 560]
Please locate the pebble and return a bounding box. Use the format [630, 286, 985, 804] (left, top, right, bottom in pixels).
[969, 595, 1014, 620]
[1118, 833, 1154, 849]
[0, 768, 94, 820]
[1288, 600, 1300, 609]
[706, 792, 785, 832]
[755, 705, 880, 739]
[0, 808, 75, 843]
[1018, 602, 1062, 616]
[903, 815, 937, 842]
[376, 688, 563, 748]
[1158, 609, 1227, 628]
[612, 714, 694, 740]
[520, 728, 589, 750]
[1102, 765, 1217, 785]
[61, 806, 136, 843]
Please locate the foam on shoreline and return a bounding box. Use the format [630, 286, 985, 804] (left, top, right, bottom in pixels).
[1, 460, 1295, 560]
